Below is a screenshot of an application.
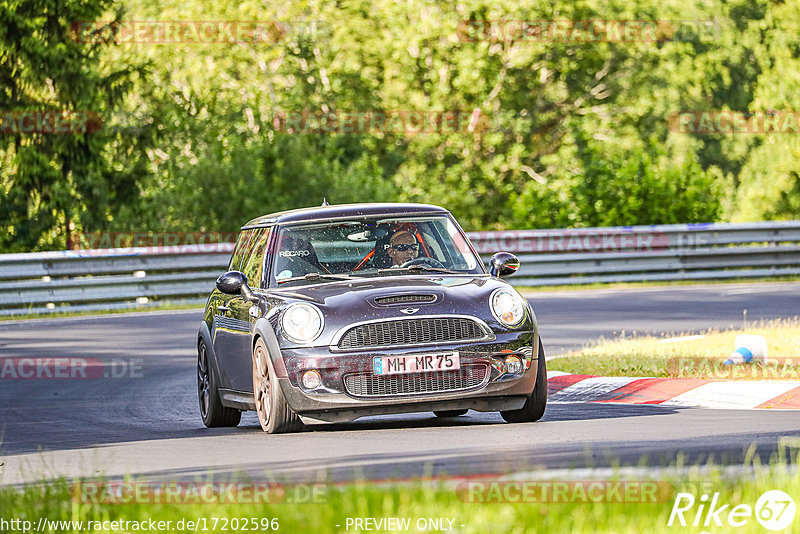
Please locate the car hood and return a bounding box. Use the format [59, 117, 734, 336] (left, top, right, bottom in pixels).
[270, 274, 530, 347]
[273, 274, 500, 304]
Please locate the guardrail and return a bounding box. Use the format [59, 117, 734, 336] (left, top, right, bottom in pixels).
[0, 244, 234, 316]
[1, 221, 799, 316]
[466, 220, 800, 286]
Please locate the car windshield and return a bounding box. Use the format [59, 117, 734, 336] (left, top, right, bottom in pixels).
[270, 215, 483, 287]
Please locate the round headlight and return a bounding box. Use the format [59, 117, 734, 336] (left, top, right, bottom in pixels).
[490, 288, 526, 327]
[281, 303, 324, 344]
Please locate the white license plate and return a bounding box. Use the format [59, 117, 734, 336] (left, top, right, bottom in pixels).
[373, 352, 460, 376]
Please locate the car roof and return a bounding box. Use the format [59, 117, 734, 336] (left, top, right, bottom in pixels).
[241, 203, 450, 229]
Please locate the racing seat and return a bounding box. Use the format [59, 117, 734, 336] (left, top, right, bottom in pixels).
[274, 235, 329, 277]
[368, 233, 394, 269]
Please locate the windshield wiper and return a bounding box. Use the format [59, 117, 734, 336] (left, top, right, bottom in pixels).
[378, 266, 460, 275]
[277, 273, 357, 284]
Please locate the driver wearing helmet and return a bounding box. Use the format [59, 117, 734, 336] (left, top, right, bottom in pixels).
[387, 230, 420, 267]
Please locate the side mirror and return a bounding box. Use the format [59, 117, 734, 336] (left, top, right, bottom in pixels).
[216, 271, 257, 302]
[489, 252, 520, 277]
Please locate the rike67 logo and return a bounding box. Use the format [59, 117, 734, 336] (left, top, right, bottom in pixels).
[668, 490, 795, 531]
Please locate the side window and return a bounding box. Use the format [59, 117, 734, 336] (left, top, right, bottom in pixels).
[228, 230, 252, 271]
[420, 227, 445, 262]
[444, 218, 478, 269]
[241, 227, 271, 288]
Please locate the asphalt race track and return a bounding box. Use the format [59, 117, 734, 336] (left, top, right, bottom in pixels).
[1, 282, 799, 486]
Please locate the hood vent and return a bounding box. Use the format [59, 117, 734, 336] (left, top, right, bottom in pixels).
[374, 294, 436, 306]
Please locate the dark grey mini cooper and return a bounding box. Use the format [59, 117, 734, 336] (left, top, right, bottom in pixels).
[197, 203, 547, 433]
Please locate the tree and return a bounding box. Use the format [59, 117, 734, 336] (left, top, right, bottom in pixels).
[0, 0, 152, 251]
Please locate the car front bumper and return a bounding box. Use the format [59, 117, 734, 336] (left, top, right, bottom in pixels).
[275, 332, 539, 422]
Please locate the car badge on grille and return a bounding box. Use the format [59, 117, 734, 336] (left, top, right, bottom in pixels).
[399, 307, 420, 315]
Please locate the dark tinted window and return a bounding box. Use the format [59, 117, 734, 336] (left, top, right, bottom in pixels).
[270, 215, 483, 286]
[228, 230, 252, 271]
[241, 227, 271, 288]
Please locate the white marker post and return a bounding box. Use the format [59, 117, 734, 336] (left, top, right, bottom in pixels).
[723, 334, 768, 365]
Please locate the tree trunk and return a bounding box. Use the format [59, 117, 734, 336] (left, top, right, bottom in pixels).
[65, 212, 73, 250]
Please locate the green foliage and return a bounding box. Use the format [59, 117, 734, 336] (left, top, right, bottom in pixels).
[510, 136, 722, 229]
[0, 0, 156, 251]
[2, 0, 799, 251]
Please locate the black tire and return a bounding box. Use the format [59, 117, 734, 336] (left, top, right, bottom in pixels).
[252, 337, 303, 434]
[198, 338, 242, 428]
[434, 409, 469, 417]
[501, 339, 548, 423]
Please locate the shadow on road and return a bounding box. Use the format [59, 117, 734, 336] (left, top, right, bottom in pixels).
[118, 427, 800, 485]
[292, 402, 678, 433]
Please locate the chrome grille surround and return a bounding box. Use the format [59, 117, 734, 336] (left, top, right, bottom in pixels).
[331, 315, 494, 351]
[343, 363, 489, 397]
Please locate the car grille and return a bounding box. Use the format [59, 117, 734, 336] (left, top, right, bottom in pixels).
[337, 317, 489, 349]
[343, 364, 489, 397]
[374, 294, 436, 306]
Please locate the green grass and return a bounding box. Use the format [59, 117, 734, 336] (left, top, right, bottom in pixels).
[0, 301, 204, 322]
[3, 449, 800, 533]
[516, 274, 800, 293]
[552, 317, 800, 379]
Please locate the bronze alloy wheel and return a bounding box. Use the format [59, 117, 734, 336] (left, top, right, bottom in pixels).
[251, 338, 303, 434]
[252, 338, 272, 429]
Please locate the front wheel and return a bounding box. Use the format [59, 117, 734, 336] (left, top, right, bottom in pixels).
[252, 338, 303, 434]
[500, 339, 547, 423]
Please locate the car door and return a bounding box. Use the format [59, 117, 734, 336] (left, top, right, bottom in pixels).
[226, 227, 271, 392]
[212, 229, 254, 390]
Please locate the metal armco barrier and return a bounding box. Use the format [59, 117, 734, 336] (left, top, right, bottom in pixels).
[466, 220, 800, 285]
[1, 221, 799, 316]
[0, 244, 233, 316]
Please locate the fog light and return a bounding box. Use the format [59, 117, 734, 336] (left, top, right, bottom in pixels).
[505, 355, 523, 374]
[302, 369, 321, 389]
